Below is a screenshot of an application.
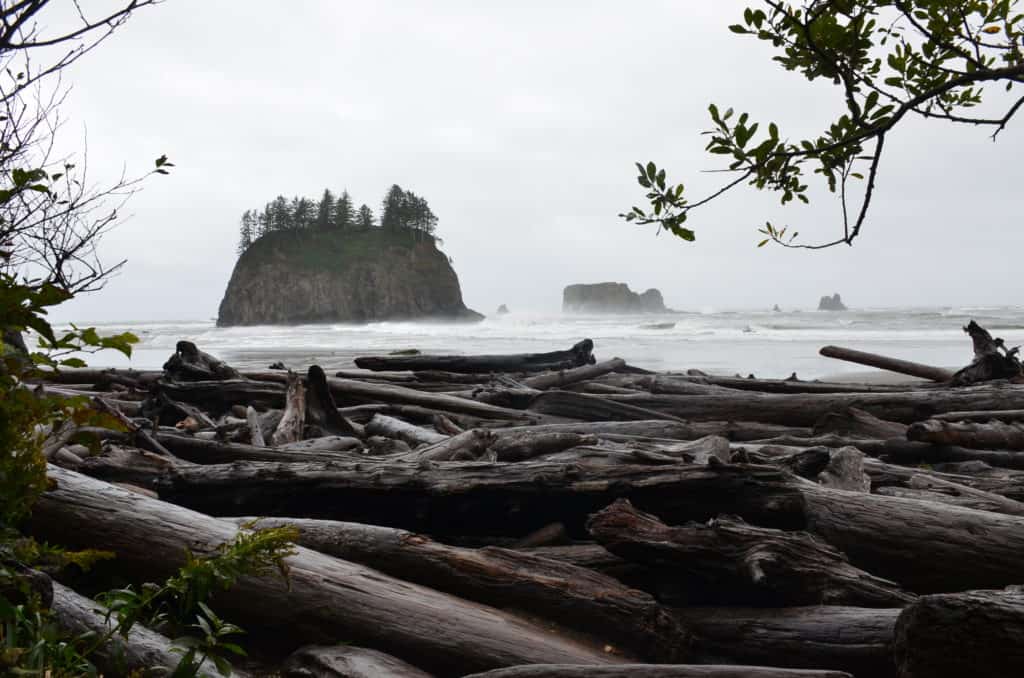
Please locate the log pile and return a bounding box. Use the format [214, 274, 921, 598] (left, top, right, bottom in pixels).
[25, 329, 1024, 677]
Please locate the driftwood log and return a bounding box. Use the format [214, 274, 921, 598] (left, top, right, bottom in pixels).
[893, 588, 1024, 677]
[587, 499, 912, 607]
[30, 466, 620, 675]
[282, 645, 434, 678]
[229, 516, 692, 662]
[355, 339, 596, 373]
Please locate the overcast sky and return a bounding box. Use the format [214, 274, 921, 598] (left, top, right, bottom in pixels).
[47, 0, 1024, 322]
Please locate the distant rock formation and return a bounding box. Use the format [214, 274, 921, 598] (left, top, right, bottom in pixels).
[773, 304, 782, 312]
[563, 282, 667, 314]
[496, 304, 509, 315]
[217, 228, 483, 326]
[818, 293, 848, 311]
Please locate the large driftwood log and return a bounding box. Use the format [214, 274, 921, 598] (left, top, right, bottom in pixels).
[462, 666, 853, 678]
[493, 420, 812, 442]
[951, 320, 1023, 385]
[812, 407, 908, 439]
[229, 517, 692, 662]
[30, 466, 620, 675]
[158, 378, 286, 413]
[50, 581, 235, 677]
[366, 414, 447, 446]
[818, 346, 953, 382]
[521, 358, 627, 390]
[596, 384, 1024, 425]
[657, 373, 919, 394]
[893, 588, 1024, 678]
[587, 499, 912, 607]
[154, 460, 1024, 593]
[673, 606, 899, 678]
[282, 644, 434, 678]
[163, 340, 241, 381]
[528, 391, 687, 422]
[907, 418, 1024, 450]
[355, 339, 596, 374]
[396, 428, 497, 462]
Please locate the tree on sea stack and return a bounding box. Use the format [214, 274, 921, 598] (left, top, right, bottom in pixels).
[623, 1, 1024, 249]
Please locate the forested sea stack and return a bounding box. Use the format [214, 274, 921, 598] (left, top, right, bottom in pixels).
[218, 185, 482, 326]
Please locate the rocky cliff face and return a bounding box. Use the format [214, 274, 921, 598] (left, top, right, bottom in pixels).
[818, 293, 848, 311]
[217, 229, 482, 326]
[562, 282, 667, 314]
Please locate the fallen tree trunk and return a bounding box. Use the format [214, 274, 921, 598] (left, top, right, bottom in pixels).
[30, 466, 620, 675]
[951, 320, 1023, 385]
[462, 666, 853, 678]
[229, 517, 692, 663]
[818, 346, 953, 383]
[493, 420, 812, 442]
[305, 365, 363, 439]
[522, 358, 627, 390]
[587, 499, 913, 607]
[907, 418, 1024, 450]
[528, 391, 687, 423]
[673, 606, 899, 678]
[50, 580, 235, 677]
[354, 339, 596, 374]
[893, 588, 1024, 678]
[597, 385, 1024, 426]
[163, 340, 242, 381]
[282, 645, 434, 678]
[366, 414, 448, 446]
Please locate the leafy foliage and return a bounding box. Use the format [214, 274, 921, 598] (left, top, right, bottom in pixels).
[623, 1, 1024, 249]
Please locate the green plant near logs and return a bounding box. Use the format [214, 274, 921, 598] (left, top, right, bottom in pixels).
[622, 1, 1024, 249]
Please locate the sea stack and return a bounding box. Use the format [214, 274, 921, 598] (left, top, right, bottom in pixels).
[818, 293, 848, 311]
[563, 282, 667, 314]
[217, 228, 482, 326]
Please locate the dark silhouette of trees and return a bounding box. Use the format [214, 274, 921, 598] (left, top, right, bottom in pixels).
[357, 203, 376, 229]
[314, 188, 334, 230]
[235, 184, 437, 256]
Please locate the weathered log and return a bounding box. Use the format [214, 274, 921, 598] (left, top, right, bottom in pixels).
[50, 580, 234, 678]
[673, 606, 898, 678]
[874, 485, 1019, 513]
[306, 365, 363, 439]
[521, 358, 627, 390]
[78, 443, 183, 485]
[163, 340, 241, 381]
[30, 366, 161, 389]
[813, 407, 908, 439]
[355, 339, 596, 374]
[153, 458, 1024, 593]
[282, 644, 434, 678]
[587, 499, 912, 607]
[397, 428, 496, 462]
[489, 431, 597, 462]
[158, 378, 286, 413]
[366, 414, 448, 446]
[511, 522, 568, 548]
[934, 408, 1024, 422]
[659, 373, 920, 394]
[494, 420, 811, 443]
[893, 588, 1024, 678]
[907, 418, 1024, 450]
[31, 466, 620, 674]
[529, 391, 686, 422]
[272, 372, 306, 446]
[152, 433, 363, 465]
[278, 436, 362, 453]
[598, 384, 1024, 425]
[246, 405, 265, 447]
[153, 460, 806, 535]
[229, 517, 692, 662]
[462, 666, 853, 678]
[905, 473, 1024, 516]
[819, 345, 953, 383]
[951, 320, 1023, 385]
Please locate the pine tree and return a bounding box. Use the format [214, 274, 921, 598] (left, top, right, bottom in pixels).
[379, 184, 405, 231]
[314, 188, 334, 230]
[271, 196, 290, 232]
[357, 204, 376, 229]
[237, 210, 254, 256]
[334, 190, 355, 230]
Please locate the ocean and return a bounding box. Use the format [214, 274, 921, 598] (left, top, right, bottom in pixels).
[65, 306, 1024, 381]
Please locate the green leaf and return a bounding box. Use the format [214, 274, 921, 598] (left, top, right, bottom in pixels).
[646, 161, 657, 181]
[757, 239, 770, 247]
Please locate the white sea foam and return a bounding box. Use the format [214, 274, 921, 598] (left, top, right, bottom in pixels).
[63, 306, 1024, 380]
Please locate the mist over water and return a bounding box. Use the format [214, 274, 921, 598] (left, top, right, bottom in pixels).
[69, 306, 1024, 380]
